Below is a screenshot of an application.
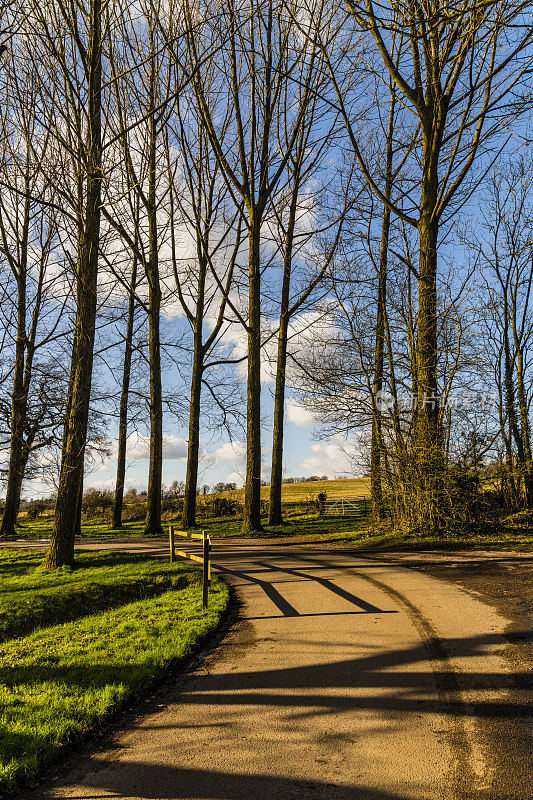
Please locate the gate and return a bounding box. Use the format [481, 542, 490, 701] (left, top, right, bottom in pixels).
[323, 497, 368, 517]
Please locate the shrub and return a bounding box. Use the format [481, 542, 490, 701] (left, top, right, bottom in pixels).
[121, 501, 147, 522]
[213, 497, 239, 516]
[25, 500, 50, 520]
[82, 489, 114, 517]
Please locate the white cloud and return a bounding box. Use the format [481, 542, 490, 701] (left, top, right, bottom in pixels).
[300, 436, 365, 478]
[225, 471, 245, 487]
[163, 436, 189, 460]
[124, 432, 189, 461]
[210, 440, 271, 482]
[286, 398, 318, 427]
[86, 476, 141, 491]
[212, 440, 247, 462]
[213, 305, 341, 388]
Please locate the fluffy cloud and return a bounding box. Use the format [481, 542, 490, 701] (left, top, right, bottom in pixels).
[286, 398, 318, 427]
[212, 441, 247, 462]
[124, 433, 189, 461]
[163, 436, 190, 460]
[209, 440, 270, 481]
[300, 436, 365, 478]
[225, 471, 245, 487]
[214, 307, 341, 387]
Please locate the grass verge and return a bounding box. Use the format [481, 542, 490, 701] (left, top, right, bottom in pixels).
[0, 575, 229, 796]
[351, 527, 533, 552]
[0, 549, 193, 642]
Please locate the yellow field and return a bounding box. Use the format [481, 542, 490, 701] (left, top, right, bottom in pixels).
[213, 477, 370, 502]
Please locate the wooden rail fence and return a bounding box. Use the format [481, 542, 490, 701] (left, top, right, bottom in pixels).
[168, 526, 211, 608]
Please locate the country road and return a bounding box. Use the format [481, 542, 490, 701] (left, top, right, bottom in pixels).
[15, 541, 531, 800]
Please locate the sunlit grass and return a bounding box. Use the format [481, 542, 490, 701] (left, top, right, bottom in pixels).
[15, 518, 146, 539]
[0, 580, 228, 795]
[0, 549, 193, 642]
[0, 549, 229, 796]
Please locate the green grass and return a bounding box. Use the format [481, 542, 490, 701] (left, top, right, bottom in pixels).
[15, 511, 533, 549]
[0, 549, 230, 796]
[0, 581, 228, 795]
[183, 512, 370, 541]
[14, 518, 146, 540]
[0, 549, 193, 642]
[13, 488, 533, 552]
[13, 510, 371, 543]
[346, 527, 533, 552]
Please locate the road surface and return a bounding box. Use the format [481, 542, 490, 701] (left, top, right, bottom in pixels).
[25, 542, 531, 800]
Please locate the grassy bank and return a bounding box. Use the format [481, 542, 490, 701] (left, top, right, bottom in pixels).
[0, 549, 192, 641]
[347, 526, 533, 552]
[0, 550, 230, 796]
[225, 477, 370, 501]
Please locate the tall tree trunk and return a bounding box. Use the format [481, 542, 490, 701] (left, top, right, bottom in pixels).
[370, 89, 397, 520]
[74, 471, 83, 537]
[416, 213, 440, 526]
[144, 70, 163, 536]
[0, 301, 27, 540]
[44, 0, 102, 568]
[144, 282, 163, 535]
[182, 339, 203, 529]
[370, 203, 389, 520]
[242, 220, 262, 533]
[268, 313, 289, 526]
[0, 443, 25, 539]
[182, 243, 207, 529]
[414, 122, 442, 530]
[0, 188, 31, 540]
[112, 257, 137, 529]
[515, 349, 533, 506]
[144, 256, 163, 534]
[503, 326, 525, 501]
[268, 154, 303, 527]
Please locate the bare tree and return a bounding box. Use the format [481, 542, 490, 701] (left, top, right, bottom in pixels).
[111, 245, 139, 529]
[182, 0, 328, 531]
[165, 79, 244, 529]
[0, 49, 70, 538]
[104, 0, 177, 535]
[474, 158, 533, 506]
[297, 0, 533, 528]
[39, 0, 106, 567]
[267, 102, 349, 525]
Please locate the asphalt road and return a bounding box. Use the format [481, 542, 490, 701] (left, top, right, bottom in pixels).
[24, 542, 531, 800]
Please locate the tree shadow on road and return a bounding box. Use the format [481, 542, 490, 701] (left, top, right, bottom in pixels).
[41, 760, 426, 799]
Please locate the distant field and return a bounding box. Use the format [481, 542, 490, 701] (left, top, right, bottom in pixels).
[13, 478, 372, 541]
[216, 477, 371, 502]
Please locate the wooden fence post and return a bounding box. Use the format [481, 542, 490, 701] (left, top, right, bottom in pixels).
[169, 525, 175, 563]
[202, 529, 209, 609]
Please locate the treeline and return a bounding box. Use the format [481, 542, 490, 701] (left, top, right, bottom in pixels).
[0, 0, 532, 565]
